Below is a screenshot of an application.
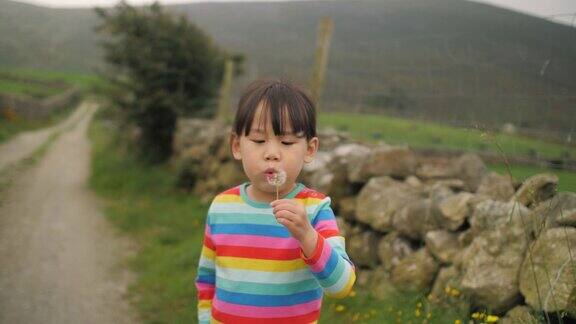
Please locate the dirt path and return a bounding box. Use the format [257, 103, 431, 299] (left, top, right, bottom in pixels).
[0, 101, 90, 173]
[0, 102, 140, 324]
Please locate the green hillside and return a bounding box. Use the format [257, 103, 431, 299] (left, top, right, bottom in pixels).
[1, 0, 574, 137]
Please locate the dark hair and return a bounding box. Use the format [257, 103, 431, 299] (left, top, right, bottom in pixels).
[232, 78, 317, 141]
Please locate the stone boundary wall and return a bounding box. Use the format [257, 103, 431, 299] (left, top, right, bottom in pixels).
[0, 87, 81, 120]
[170, 118, 576, 322]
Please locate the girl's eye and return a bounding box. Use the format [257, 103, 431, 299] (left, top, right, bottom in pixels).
[252, 140, 265, 144]
[282, 142, 295, 146]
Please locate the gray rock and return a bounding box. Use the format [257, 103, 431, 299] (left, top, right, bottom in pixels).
[531, 192, 576, 236]
[358, 144, 419, 181]
[437, 192, 474, 230]
[558, 208, 576, 227]
[469, 200, 532, 234]
[302, 151, 349, 202]
[461, 200, 532, 312]
[336, 196, 357, 222]
[452, 153, 488, 192]
[428, 266, 468, 310]
[356, 176, 421, 232]
[404, 175, 423, 187]
[369, 267, 399, 300]
[415, 157, 458, 180]
[333, 143, 372, 183]
[377, 232, 414, 272]
[391, 248, 439, 293]
[512, 173, 558, 208]
[425, 230, 461, 264]
[393, 198, 442, 240]
[519, 227, 576, 316]
[347, 226, 380, 268]
[499, 305, 540, 324]
[477, 171, 516, 201]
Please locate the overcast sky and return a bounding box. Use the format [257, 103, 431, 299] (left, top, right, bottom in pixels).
[10, 0, 576, 26]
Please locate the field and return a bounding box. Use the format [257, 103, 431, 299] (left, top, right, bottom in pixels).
[0, 68, 101, 144]
[319, 111, 576, 192]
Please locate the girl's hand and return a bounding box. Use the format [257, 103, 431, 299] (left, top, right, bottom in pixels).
[270, 199, 317, 253]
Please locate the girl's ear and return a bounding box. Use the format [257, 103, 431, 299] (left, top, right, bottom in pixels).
[304, 137, 319, 163]
[230, 133, 242, 160]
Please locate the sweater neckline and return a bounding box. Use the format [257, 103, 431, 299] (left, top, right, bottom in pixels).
[240, 181, 304, 208]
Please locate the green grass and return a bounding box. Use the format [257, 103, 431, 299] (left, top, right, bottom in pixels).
[89, 114, 207, 323]
[88, 112, 476, 323]
[0, 67, 102, 95]
[319, 111, 575, 161]
[320, 111, 576, 192]
[0, 68, 104, 144]
[488, 162, 576, 193]
[0, 67, 102, 100]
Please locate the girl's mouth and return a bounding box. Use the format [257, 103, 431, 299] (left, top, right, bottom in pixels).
[264, 167, 277, 175]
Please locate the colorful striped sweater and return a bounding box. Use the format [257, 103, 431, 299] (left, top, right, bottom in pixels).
[195, 181, 356, 323]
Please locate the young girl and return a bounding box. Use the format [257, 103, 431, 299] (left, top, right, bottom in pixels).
[195, 79, 356, 323]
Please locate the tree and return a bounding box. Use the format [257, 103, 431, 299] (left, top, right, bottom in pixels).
[94, 0, 243, 164]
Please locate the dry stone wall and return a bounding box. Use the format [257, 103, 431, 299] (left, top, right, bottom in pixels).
[171, 118, 576, 320]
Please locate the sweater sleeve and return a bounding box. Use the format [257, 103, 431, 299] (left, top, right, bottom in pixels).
[300, 196, 356, 298]
[195, 209, 216, 324]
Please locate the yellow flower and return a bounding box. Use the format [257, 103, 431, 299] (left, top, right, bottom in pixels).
[335, 305, 345, 312]
[426, 312, 432, 319]
[349, 290, 357, 297]
[485, 315, 499, 323]
[352, 313, 360, 321]
[455, 320, 462, 324]
[450, 288, 461, 297]
[416, 302, 422, 308]
[445, 286, 451, 294]
[414, 309, 421, 317]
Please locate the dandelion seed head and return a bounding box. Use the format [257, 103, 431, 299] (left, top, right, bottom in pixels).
[266, 168, 287, 186]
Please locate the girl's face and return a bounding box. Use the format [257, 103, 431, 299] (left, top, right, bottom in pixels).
[230, 102, 319, 202]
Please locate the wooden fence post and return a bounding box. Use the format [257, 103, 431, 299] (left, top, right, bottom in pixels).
[309, 16, 333, 113]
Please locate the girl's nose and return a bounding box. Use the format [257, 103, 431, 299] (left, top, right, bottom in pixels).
[264, 142, 280, 161]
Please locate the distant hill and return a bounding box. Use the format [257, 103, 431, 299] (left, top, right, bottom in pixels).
[1, 0, 575, 137]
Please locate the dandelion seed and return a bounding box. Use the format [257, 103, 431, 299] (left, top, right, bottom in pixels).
[266, 168, 286, 200]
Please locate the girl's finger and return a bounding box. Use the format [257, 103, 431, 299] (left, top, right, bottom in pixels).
[275, 210, 297, 222]
[276, 216, 297, 233]
[272, 201, 304, 216]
